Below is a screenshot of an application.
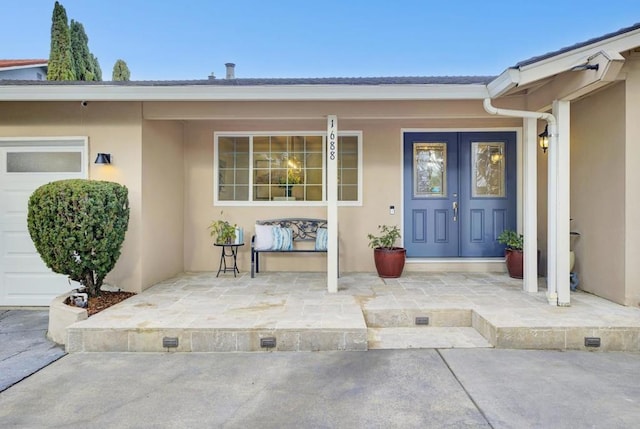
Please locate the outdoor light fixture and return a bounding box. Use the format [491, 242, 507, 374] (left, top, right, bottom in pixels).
[538, 125, 549, 154]
[490, 148, 503, 164]
[95, 153, 112, 164]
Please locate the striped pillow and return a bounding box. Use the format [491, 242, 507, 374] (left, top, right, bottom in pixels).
[271, 227, 293, 250]
[315, 228, 328, 251]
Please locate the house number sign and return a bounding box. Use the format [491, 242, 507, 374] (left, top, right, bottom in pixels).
[328, 116, 338, 161]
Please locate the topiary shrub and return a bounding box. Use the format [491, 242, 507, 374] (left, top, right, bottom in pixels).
[27, 179, 130, 297]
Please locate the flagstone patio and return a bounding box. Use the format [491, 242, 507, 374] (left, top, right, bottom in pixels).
[65, 272, 640, 353]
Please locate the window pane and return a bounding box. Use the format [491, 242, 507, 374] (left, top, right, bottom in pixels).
[472, 142, 505, 198]
[306, 136, 323, 152]
[216, 133, 359, 203]
[414, 143, 446, 198]
[218, 137, 249, 201]
[337, 136, 360, 202]
[7, 151, 81, 173]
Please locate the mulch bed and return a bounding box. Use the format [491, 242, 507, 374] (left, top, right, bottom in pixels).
[66, 291, 136, 316]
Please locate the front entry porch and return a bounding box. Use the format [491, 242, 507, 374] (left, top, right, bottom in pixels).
[65, 272, 640, 353]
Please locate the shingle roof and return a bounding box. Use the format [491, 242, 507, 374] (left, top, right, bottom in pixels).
[514, 22, 640, 68]
[0, 75, 495, 86]
[0, 59, 48, 69]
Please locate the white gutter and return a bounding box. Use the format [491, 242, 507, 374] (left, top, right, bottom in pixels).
[483, 98, 555, 129]
[0, 83, 490, 102]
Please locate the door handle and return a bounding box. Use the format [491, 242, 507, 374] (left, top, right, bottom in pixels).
[453, 201, 458, 222]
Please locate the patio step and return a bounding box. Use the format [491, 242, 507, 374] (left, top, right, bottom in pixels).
[367, 327, 493, 349]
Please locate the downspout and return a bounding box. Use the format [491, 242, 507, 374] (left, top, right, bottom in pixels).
[483, 98, 558, 302]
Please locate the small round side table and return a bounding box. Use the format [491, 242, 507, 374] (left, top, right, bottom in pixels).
[214, 243, 244, 277]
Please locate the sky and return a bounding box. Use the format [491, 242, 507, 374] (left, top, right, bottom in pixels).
[3, 0, 640, 81]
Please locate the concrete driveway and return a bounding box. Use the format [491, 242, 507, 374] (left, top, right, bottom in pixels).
[1, 349, 639, 428]
[0, 310, 65, 392]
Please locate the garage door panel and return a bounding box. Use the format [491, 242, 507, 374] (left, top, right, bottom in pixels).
[0, 140, 87, 306]
[2, 273, 72, 306]
[3, 231, 37, 255]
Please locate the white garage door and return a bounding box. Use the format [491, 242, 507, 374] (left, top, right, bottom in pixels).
[0, 138, 87, 306]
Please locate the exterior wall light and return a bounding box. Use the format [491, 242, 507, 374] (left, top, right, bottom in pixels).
[95, 153, 112, 164]
[538, 125, 549, 154]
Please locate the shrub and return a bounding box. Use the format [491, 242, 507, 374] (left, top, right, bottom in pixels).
[27, 179, 130, 297]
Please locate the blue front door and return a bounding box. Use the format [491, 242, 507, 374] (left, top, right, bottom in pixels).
[403, 131, 517, 257]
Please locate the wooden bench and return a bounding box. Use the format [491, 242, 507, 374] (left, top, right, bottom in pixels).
[251, 218, 334, 278]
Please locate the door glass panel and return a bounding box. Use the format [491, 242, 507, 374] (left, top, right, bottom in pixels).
[414, 143, 446, 198]
[7, 152, 81, 173]
[471, 142, 505, 198]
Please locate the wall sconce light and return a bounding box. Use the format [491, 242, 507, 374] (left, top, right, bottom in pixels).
[95, 153, 111, 164]
[538, 125, 549, 154]
[489, 148, 503, 164]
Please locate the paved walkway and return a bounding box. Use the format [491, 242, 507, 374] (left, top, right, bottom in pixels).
[0, 310, 65, 392]
[1, 349, 639, 428]
[66, 272, 640, 352]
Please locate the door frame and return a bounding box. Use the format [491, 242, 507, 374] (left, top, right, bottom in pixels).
[400, 127, 523, 260]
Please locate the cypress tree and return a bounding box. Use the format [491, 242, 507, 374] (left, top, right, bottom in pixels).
[70, 20, 89, 80]
[47, 1, 75, 80]
[112, 59, 131, 81]
[70, 20, 103, 81]
[91, 54, 103, 81]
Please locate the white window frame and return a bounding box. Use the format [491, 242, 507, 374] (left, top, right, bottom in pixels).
[213, 131, 362, 207]
[0, 137, 88, 177]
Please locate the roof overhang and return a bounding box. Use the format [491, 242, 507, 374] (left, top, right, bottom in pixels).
[488, 26, 640, 99]
[0, 83, 490, 102]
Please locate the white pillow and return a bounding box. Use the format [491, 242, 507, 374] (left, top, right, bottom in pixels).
[254, 224, 275, 250]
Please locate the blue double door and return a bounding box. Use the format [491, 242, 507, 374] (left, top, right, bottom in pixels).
[403, 131, 516, 257]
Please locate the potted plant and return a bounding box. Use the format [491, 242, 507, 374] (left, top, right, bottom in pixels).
[367, 225, 406, 278]
[279, 168, 303, 198]
[497, 229, 523, 279]
[208, 212, 237, 244]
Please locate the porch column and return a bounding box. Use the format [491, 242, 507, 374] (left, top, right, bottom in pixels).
[327, 115, 338, 293]
[547, 112, 558, 304]
[523, 118, 538, 292]
[554, 100, 571, 305]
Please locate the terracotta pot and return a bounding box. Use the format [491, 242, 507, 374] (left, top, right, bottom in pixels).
[373, 247, 406, 278]
[505, 249, 523, 279]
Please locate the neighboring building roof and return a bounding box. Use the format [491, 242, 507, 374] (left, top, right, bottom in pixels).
[514, 22, 640, 68]
[0, 59, 48, 70]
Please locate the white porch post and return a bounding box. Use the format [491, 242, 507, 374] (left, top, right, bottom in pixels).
[523, 118, 538, 293]
[327, 115, 338, 293]
[554, 100, 571, 305]
[546, 113, 558, 304]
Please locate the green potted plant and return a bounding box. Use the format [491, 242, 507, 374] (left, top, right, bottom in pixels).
[497, 229, 523, 279]
[208, 212, 237, 244]
[367, 225, 406, 278]
[279, 168, 303, 198]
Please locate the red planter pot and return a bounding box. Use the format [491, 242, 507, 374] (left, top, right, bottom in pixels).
[373, 247, 406, 278]
[505, 249, 523, 279]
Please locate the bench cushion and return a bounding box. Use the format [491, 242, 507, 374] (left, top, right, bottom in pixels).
[315, 227, 328, 251]
[272, 227, 293, 250]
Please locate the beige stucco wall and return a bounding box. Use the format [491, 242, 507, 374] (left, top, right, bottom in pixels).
[141, 120, 185, 287]
[570, 82, 626, 304]
[624, 59, 640, 306]
[0, 101, 144, 293]
[178, 99, 521, 274]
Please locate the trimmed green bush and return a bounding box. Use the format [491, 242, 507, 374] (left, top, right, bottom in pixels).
[27, 179, 130, 297]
